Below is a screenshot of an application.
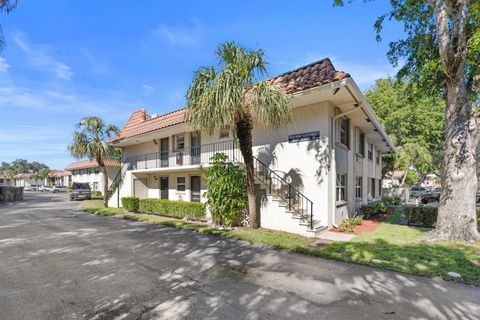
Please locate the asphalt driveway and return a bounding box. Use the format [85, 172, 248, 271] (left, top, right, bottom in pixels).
[0, 192, 479, 320]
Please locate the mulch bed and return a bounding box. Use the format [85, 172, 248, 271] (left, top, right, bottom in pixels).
[330, 206, 396, 235]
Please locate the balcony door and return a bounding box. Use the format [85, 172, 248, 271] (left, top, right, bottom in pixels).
[134, 179, 148, 199]
[191, 132, 201, 165]
[175, 134, 185, 166]
[191, 176, 201, 202]
[160, 177, 169, 199]
[160, 137, 169, 167]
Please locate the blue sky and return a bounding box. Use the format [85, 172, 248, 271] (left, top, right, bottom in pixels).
[0, 1, 403, 169]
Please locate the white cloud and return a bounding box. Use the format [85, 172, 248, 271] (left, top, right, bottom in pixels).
[12, 33, 74, 80]
[0, 58, 10, 72]
[0, 86, 133, 121]
[142, 84, 155, 92]
[80, 47, 109, 75]
[151, 22, 203, 46]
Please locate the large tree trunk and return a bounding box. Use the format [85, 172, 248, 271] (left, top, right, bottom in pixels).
[99, 160, 109, 208]
[236, 112, 259, 228]
[429, 80, 480, 242]
[428, 0, 480, 242]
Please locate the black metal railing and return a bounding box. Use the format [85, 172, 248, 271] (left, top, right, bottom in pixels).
[125, 140, 240, 170]
[107, 161, 129, 206]
[107, 139, 315, 230]
[252, 156, 314, 230]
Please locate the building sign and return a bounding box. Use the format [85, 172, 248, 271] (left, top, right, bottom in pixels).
[288, 131, 320, 143]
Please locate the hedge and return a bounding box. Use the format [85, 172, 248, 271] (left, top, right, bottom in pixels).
[359, 201, 388, 219]
[139, 198, 206, 221]
[404, 205, 437, 227]
[122, 196, 139, 212]
[91, 190, 102, 197]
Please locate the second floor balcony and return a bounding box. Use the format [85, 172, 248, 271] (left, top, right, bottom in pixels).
[126, 140, 242, 171]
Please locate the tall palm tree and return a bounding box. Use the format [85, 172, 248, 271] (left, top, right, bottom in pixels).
[186, 42, 292, 228]
[68, 117, 119, 208]
[0, 0, 18, 51]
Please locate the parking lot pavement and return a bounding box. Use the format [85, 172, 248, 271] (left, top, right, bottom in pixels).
[0, 192, 479, 320]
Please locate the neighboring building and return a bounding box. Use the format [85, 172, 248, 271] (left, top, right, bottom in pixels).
[0, 175, 14, 186]
[421, 173, 441, 189]
[13, 173, 44, 188]
[46, 170, 72, 186]
[383, 171, 406, 188]
[65, 159, 120, 194]
[108, 58, 394, 237]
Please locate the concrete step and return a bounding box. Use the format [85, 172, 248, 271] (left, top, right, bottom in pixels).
[306, 225, 329, 236]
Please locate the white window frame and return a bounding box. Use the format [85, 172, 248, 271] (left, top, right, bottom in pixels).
[358, 131, 365, 156]
[219, 125, 230, 139]
[355, 176, 363, 199]
[339, 117, 349, 147]
[177, 176, 186, 192]
[371, 177, 376, 198]
[336, 174, 347, 203]
[368, 144, 373, 161]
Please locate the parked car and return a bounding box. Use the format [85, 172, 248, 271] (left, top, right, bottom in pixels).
[420, 189, 480, 205]
[70, 182, 91, 201]
[39, 185, 53, 192]
[52, 185, 68, 193]
[24, 186, 32, 191]
[409, 187, 427, 198]
[420, 191, 441, 204]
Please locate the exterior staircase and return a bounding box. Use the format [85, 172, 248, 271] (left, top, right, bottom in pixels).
[251, 156, 327, 236]
[106, 143, 327, 236]
[107, 162, 129, 207]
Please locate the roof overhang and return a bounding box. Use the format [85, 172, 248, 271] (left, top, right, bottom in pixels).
[289, 78, 395, 153]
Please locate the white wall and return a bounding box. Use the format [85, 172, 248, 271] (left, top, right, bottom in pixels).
[72, 166, 118, 195]
[111, 99, 388, 232]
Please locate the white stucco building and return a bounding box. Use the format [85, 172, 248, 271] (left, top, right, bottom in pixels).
[13, 173, 44, 188]
[107, 58, 394, 237]
[46, 170, 72, 187]
[0, 176, 14, 186]
[65, 159, 120, 194]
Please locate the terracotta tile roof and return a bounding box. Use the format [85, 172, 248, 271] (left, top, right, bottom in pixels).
[48, 170, 72, 177]
[269, 58, 350, 94]
[111, 108, 186, 143]
[13, 173, 33, 179]
[65, 159, 120, 171]
[111, 58, 349, 142]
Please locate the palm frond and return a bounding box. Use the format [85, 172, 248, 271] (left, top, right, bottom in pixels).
[248, 81, 292, 129]
[68, 116, 119, 163]
[187, 41, 290, 134]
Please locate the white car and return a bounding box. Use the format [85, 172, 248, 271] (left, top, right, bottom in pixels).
[52, 185, 68, 193]
[39, 185, 53, 192]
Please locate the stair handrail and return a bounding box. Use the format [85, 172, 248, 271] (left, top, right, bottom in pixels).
[107, 159, 130, 206]
[252, 155, 314, 230]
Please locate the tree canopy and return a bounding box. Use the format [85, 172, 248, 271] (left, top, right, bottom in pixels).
[0, 0, 17, 51]
[365, 78, 445, 180]
[0, 159, 50, 177]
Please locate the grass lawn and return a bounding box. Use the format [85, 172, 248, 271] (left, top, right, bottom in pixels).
[80, 203, 480, 285]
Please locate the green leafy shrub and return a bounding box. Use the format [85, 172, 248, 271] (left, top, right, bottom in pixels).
[382, 196, 402, 205]
[91, 190, 102, 197]
[203, 153, 247, 226]
[122, 196, 139, 212]
[339, 216, 363, 232]
[404, 205, 437, 227]
[139, 198, 205, 221]
[359, 201, 388, 219]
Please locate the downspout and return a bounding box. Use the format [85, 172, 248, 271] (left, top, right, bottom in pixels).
[331, 101, 362, 228]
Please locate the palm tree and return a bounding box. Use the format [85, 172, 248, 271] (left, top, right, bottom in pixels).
[0, 1, 18, 51]
[68, 117, 119, 208]
[186, 42, 292, 228]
